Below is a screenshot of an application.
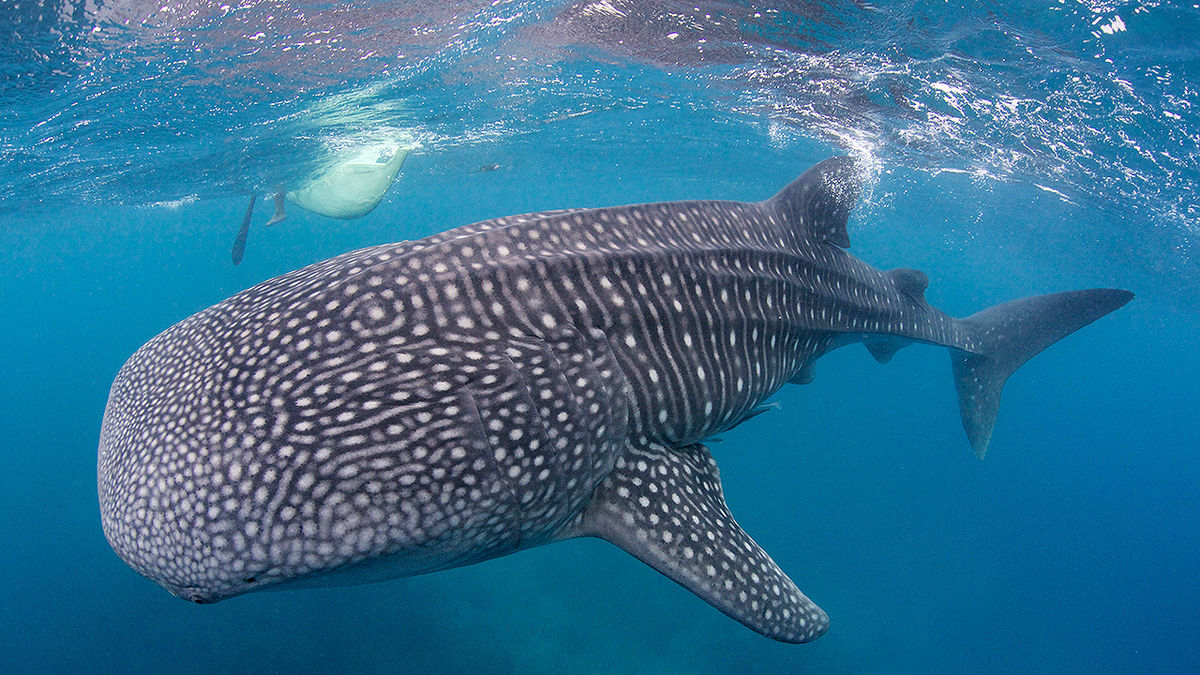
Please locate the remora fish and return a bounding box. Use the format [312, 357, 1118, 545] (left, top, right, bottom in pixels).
[98, 157, 1132, 642]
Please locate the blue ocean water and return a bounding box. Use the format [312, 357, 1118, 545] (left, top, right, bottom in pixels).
[2, 0, 1198, 672]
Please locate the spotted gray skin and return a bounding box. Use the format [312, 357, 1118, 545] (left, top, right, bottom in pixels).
[98, 157, 1132, 643]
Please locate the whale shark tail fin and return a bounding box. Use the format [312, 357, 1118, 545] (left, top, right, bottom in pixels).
[953, 288, 1133, 459]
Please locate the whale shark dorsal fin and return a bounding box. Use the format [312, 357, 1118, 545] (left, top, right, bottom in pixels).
[767, 156, 863, 248]
[569, 441, 828, 643]
[889, 268, 929, 304]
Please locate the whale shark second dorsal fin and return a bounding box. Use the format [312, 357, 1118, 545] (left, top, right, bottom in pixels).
[567, 441, 828, 643]
[889, 268, 930, 304]
[766, 156, 863, 248]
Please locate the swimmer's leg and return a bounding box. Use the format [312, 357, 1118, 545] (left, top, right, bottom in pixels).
[265, 188, 287, 226]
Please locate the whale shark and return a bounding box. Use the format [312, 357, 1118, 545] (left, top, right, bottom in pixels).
[99, 157, 1131, 642]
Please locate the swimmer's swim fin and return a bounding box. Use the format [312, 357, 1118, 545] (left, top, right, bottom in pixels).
[231, 194, 255, 266]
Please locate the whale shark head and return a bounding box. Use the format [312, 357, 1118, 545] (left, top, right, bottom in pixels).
[98, 318, 259, 603]
[96, 307, 449, 604]
[97, 250, 563, 605]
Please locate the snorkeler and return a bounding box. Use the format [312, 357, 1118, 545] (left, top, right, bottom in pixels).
[231, 137, 412, 265]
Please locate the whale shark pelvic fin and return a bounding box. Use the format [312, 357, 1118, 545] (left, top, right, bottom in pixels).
[568, 441, 829, 643]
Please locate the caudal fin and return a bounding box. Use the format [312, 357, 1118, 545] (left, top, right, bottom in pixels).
[953, 288, 1133, 459]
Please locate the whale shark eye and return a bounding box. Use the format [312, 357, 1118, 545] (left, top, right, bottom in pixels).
[244, 577, 257, 584]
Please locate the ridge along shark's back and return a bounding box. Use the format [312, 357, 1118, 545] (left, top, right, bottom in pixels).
[98, 157, 1131, 643]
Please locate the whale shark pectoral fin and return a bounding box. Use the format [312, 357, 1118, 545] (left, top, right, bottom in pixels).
[570, 441, 828, 643]
[788, 363, 816, 384]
